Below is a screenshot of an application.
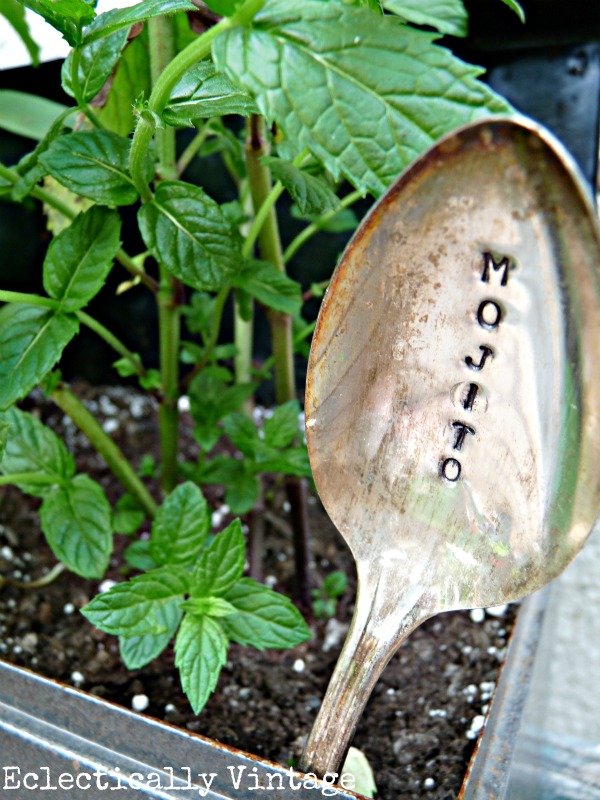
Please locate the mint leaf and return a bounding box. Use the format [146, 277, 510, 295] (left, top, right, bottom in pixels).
[112, 354, 144, 378]
[62, 28, 129, 103]
[199, 454, 243, 485]
[342, 748, 378, 799]
[189, 373, 256, 451]
[181, 291, 216, 340]
[213, 0, 512, 195]
[261, 156, 339, 215]
[222, 578, 310, 649]
[191, 519, 245, 598]
[12, 113, 72, 201]
[0, 304, 79, 411]
[43, 206, 122, 311]
[224, 469, 260, 515]
[119, 599, 182, 668]
[0, 423, 8, 458]
[112, 494, 145, 535]
[253, 444, 311, 477]
[383, 0, 468, 37]
[0, 91, 69, 141]
[175, 613, 228, 713]
[81, 566, 189, 636]
[120, 629, 170, 670]
[357, 0, 383, 11]
[0, 406, 75, 494]
[222, 413, 259, 457]
[40, 474, 113, 578]
[263, 400, 300, 449]
[232, 260, 302, 315]
[199, 456, 261, 515]
[0, 0, 40, 65]
[163, 61, 258, 126]
[203, 0, 241, 16]
[150, 482, 210, 567]
[40, 130, 150, 206]
[323, 571, 348, 598]
[138, 181, 242, 292]
[82, 0, 196, 45]
[499, 0, 525, 22]
[124, 539, 157, 571]
[98, 33, 151, 136]
[18, 0, 95, 46]
[182, 596, 237, 618]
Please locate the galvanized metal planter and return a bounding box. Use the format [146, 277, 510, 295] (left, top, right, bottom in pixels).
[0, 590, 547, 800]
[460, 591, 549, 800]
[0, 656, 361, 800]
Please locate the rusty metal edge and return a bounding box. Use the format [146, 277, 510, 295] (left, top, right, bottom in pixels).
[0, 658, 365, 800]
[458, 587, 550, 800]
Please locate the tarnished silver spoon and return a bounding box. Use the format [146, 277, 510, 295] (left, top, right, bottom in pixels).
[300, 116, 600, 776]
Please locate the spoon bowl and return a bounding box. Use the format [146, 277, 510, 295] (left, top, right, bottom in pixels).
[300, 116, 600, 776]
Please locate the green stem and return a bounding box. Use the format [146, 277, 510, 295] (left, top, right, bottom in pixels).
[31, 185, 76, 220]
[51, 384, 158, 519]
[0, 162, 24, 187]
[177, 123, 211, 176]
[115, 249, 158, 293]
[234, 294, 254, 386]
[0, 472, 60, 487]
[148, 14, 181, 494]
[242, 180, 285, 259]
[157, 272, 181, 492]
[0, 562, 65, 590]
[283, 189, 364, 264]
[76, 311, 145, 377]
[234, 181, 256, 409]
[263, 320, 315, 373]
[245, 114, 311, 608]
[242, 148, 308, 259]
[129, 0, 267, 198]
[245, 115, 294, 404]
[129, 117, 155, 203]
[0, 162, 76, 224]
[0, 290, 57, 309]
[149, 17, 178, 181]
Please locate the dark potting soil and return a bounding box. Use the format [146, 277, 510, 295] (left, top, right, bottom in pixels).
[0, 386, 516, 799]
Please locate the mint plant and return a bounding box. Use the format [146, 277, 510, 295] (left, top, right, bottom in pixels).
[0, 0, 518, 711]
[312, 571, 348, 620]
[82, 482, 309, 712]
[191, 399, 310, 514]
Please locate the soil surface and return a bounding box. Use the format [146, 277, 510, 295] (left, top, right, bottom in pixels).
[0, 386, 517, 799]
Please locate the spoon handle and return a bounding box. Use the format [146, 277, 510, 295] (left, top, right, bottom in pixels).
[300, 566, 429, 776]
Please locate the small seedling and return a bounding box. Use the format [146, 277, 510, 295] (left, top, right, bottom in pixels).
[82, 482, 310, 713]
[312, 571, 348, 619]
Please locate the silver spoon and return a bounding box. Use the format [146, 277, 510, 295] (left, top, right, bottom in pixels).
[300, 116, 600, 777]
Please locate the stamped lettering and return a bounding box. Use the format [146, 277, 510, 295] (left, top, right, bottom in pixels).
[481, 252, 511, 286]
[477, 300, 502, 330]
[452, 421, 475, 451]
[441, 252, 512, 482]
[441, 458, 461, 482]
[465, 345, 494, 371]
[462, 383, 479, 411]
